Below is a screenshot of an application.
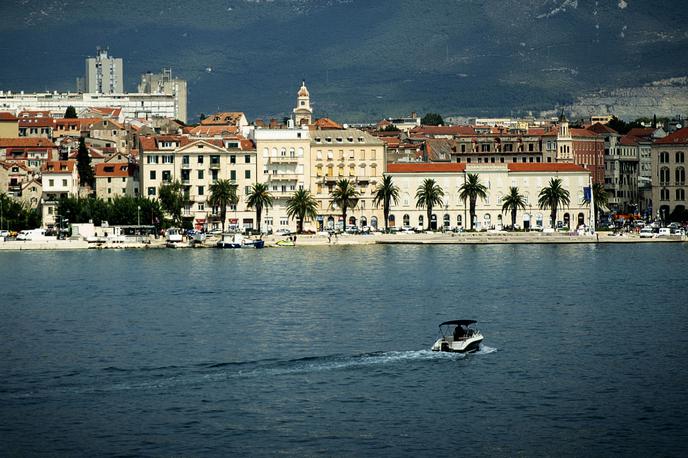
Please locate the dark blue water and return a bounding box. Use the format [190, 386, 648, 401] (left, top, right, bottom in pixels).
[2, 244, 688, 456]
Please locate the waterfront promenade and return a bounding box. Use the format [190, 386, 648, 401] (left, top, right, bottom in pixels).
[1, 231, 684, 250]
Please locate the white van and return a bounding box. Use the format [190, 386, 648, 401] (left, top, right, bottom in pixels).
[658, 228, 671, 237]
[16, 229, 57, 241]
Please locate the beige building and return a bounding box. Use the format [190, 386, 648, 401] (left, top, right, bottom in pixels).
[310, 128, 386, 231]
[94, 163, 139, 201]
[386, 162, 592, 231]
[140, 135, 258, 231]
[0, 112, 18, 137]
[651, 127, 688, 222]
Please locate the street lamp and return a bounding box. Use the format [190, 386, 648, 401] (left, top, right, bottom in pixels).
[137, 205, 141, 242]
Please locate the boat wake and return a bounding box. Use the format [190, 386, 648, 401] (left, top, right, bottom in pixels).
[4, 348, 496, 399]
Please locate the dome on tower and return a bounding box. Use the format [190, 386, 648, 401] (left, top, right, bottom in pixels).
[297, 81, 309, 97]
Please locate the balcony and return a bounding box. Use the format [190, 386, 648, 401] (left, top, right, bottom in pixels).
[181, 162, 191, 169]
[209, 162, 221, 170]
[269, 173, 299, 181]
[268, 155, 299, 164]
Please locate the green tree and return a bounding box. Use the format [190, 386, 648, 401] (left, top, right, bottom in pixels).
[64, 106, 78, 119]
[459, 173, 488, 230]
[415, 178, 444, 231]
[246, 182, 273, 234]
[0, 193, 41, 231]
[381, 124, 400, 132]
[373, 175, 400, 232]
[76, 137, 94, 188]
[286, 189, 318, 234]
[421, 112, 444, 126]
[538, 178, 571, 229]
[330, 179, 360, 231]
[158, 180, 185, 226]
[501, 187, 527, 230]
[582, 182, 608, 229]
[209, 179, 238, 232]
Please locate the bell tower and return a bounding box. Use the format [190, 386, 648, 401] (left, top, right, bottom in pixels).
[293, 80, 313, 126]
[556, 111, 573, 162]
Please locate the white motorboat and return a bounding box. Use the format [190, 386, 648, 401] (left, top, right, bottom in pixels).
[431, 320, 483, 353]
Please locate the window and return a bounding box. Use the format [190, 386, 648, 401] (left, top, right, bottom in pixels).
[49, 179, 54, 186]
[146, 155, 159, 164]
[149, 170, 156, 180]
[676, 167, 686, 185]
[660, 151, 669, 163]
[245, 186, 251, 195]
[676, 189, 685, 201]
[660, 167, 670, 185]
[198, 170, 204, 180]
[198, 186, 204, 196]
[481, 144, 490, 152]
[197, 155, 204, 164]
[403, 214, 410, 226]
[230, 155, 236, 164]
[245, 170, 251, 179]
[677, 151, 685, 163]
[316, 150, 323, 160]
[245, 154, 251, 163]
[182, 155, 190, 165]
[148, 187, 156, 196]
[107, 177, 112, 183]
[198, 203, 205, 211]
[162, 171, 171, 182]
[163, 155, 174, 164]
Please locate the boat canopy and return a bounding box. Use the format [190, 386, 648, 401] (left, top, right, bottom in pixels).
[439, 320, 477, 327]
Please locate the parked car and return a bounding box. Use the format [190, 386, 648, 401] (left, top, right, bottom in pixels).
[639, 227, 654, 238]
[658, 228, 671, 237]
[0, 230, 9, 238]
[275, 228, 292, 236]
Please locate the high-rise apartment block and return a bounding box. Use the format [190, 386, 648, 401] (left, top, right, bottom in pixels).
[85, 48, 123, 94]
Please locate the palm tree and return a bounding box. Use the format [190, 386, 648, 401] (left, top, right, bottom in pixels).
[373, 175, 400, 232]
[415, 178, 444, 231]
[538, 178, 571, 229]
[246, 182, 273, 234]
[458, 173, 488, 230]
[286, 189, 318, 234]
[158, 180, 185, 226]
[583, 182, 608, 229]
[209, 179, 238, 232]
[330, 179, 360, 231]
[501, 186, 527, 230]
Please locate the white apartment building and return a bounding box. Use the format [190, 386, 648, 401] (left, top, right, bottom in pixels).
[253, 127, 311, 232]
[40, 160, 80, 228]
[386, 162, 592, 231]
[0, 91, 183, 123]
[85, 48, 124, 94]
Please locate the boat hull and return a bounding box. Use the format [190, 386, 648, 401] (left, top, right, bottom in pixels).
[431, 335, 483, 353]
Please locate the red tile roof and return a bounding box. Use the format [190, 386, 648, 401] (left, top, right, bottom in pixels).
[654, 127, 688, 145]
[313, 117, 344, 129]
[387, 163, 466, 173]
[507, 163, 588, 173]
[94, 163, 135, 177]
[619, 135, 639, 146]
[0, 137, 56, 148]
[588, 123, 618, 135]
[200, 112, 246, 126]
[570, 128, 599, 138]
[188, 125, 239, 136]
[42, 160, 75, 174]
[0, 112, 18, 121]
[626, 127, 655, 138]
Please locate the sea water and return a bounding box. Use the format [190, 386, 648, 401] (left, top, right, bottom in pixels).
[1, 244, 687, 456]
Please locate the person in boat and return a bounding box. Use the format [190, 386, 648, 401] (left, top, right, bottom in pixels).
[453, 324, 466, 340]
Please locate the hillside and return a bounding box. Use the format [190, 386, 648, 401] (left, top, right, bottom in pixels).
[0, 0, 686, 122]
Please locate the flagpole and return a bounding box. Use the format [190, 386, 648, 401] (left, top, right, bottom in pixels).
[590, 173, 596, 233]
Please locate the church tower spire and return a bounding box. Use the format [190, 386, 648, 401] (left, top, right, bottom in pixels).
[293, 80, 313, 126]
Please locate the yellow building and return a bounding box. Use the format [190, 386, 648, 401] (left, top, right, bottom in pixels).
[310, 128, 386, 230]
[0, 112, 19, 138]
